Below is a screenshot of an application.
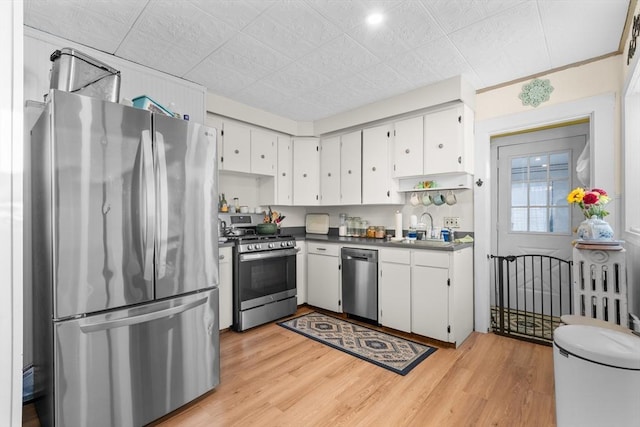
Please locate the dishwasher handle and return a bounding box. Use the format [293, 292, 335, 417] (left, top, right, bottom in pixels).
[341, 247, 378, 262]
[344, 255, 372, 261]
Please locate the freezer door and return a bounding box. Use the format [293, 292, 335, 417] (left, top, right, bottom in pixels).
[153, 115, 218, 299]
[53, 289, 220, 427]
[49, 90, 154, 318]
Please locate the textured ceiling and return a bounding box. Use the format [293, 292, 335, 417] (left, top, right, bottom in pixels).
[24, 0, 630, 121]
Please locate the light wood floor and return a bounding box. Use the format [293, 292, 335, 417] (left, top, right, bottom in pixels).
[24, 307, 556, 426]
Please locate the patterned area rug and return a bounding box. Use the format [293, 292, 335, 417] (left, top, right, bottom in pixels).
[278, 312, 437, 376]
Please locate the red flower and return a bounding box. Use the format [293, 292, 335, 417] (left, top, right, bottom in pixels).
[591, 188, 607, 196]
[582, 192, 599, 205]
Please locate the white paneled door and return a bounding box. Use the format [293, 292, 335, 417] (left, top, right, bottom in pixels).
[492, 124, 588, 317]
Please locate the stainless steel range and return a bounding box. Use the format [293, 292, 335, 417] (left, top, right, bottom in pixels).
[219, 214, 298, 331]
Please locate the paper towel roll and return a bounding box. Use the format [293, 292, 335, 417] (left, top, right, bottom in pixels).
[410, 215, 418, 227]
[395, 211, 403, 238]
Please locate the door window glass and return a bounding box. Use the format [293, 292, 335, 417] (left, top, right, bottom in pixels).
[510, 151, 570, 233]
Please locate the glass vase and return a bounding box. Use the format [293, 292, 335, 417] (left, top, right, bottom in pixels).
[576, 216, 614, 241]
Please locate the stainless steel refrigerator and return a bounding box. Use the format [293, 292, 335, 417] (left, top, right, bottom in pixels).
[28, 89, 220, 427]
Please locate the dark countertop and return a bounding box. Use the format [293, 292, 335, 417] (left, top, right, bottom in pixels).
[294, 233, 473, 251]
[218, 228, 473, 251]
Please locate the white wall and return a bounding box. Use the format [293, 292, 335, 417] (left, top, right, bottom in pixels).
[314, 75, 476, 135]
[305, 190, 473, 233]
[1, 1, 23, 425]
[476, 56, 622, 191]
[474, 56, 622, 333]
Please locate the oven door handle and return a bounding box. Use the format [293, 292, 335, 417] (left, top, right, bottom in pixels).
[239, 247, 300, 262]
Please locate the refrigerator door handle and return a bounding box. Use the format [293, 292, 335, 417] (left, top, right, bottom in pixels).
[155, 131, 169, 279]
[141, 130, 156, 281]
[79, 294, 208, 333]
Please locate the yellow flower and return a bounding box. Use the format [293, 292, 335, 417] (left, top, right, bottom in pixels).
[567, 187, 585, 204]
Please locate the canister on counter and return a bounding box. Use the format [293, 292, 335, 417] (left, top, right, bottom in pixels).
[366, 226, 376, 238]
[360, 220, 369, 237]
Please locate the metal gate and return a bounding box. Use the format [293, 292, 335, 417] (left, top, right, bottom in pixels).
[490, 254, 573, 345]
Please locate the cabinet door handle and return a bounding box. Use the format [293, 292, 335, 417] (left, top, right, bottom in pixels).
[219, 255, 225, 260]
[405, 148, 410, 154]
[348, 170, 352, 174]
[386, 190, 390, 197]
[328, 172, 331, 177]
[317, 247, 326, 251]
[282, 172, 286, 177]
[438, 144, 443, 149]
[372, 166, 376, 172]
[303, 173, 307, 178]
[261, 154, 265, 159]
[458, 156, 462, 164]
[234, 149, 240, 154]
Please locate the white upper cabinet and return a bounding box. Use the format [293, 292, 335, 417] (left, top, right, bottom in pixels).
[292, 137, 320, 205]
[221, 122, 251, 174]
[424, 104, 474, 175]
[393, 116, 424, 178]
[276, 136, 293, 205]
[250, 129, 276, 176]
[340, 130, 362, 205]
[319, 136, 341, 205]
[362, 124, 401, 204]
[220, 122, 275, 176]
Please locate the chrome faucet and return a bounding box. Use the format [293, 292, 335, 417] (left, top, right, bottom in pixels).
[420, 212, 434, 240]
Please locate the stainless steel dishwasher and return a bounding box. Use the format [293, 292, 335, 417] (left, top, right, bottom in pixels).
[341, 247, 378, 323]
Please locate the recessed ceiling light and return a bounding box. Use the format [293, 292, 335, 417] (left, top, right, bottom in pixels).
[366, 13, 384, 26]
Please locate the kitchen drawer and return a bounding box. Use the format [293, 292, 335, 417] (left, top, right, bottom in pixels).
[379, 248, 410, 264]
[307, 242, 340, 257]
[412, 250, 450, 268]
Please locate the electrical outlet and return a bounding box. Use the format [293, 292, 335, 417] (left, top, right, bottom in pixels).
[444, 217, 461, 228]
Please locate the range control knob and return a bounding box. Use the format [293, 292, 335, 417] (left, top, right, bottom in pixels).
[287, 241, 294, 246]
[280, 242, 286, 247]
[268, 243, 275, 248]
[255, 244, 261, 250]
[247, 245, 253, 251]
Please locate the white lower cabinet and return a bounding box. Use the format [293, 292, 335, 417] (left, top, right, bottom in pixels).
[306, 242, 341, 312]
[218, 246, 233, 330]
[411, 262, 449, 342]
[378, 249, 411, 332]
[296, 241, 307, 305]
[410, 248, 473, 347]
[303, 241, 474, 347]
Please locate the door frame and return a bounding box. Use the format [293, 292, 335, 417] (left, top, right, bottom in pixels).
[474, 93, 616, 333]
